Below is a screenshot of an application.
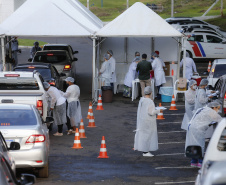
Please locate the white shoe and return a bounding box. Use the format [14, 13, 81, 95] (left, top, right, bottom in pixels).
[143, 152, 154, 157]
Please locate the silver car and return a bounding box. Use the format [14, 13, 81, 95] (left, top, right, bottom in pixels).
[0, 104, 52, 178]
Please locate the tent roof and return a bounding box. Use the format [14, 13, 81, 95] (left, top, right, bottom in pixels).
[0, 0, 103, 37]
[96, 2, 182, 37]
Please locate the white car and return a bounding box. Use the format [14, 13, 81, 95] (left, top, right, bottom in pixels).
[186, 118, 226, 185]
[184, 32, 226, 60]
[207, 59, 226, 88]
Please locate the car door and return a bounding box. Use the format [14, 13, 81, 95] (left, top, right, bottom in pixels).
[52, 66, 63, 90]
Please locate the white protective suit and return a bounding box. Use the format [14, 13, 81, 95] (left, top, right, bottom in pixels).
[100, 60, 112, 86]
[47, 86, 66, 125]
[62, 84, 82, 127]
[152, 57, 166, 86]
[181, 88, 196, 130]
[180, 57, 197, 80]
[109, 56, 116, 83]
[134, 97, 160, 152]
[185, 107, 222, 156]
[194, 88, 209, 111]
[124, 58, 138, 87]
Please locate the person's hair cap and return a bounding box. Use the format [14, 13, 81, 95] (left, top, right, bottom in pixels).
[65, 77, 74, 83]
[151, 52, 158, 57]
[104, 53, 110, 60]
[207, 101, 221, 108]
[43, 82, 50, 89]
[107, 50, 113, 56]
[189, 80, 197, 87]
[144, 86, 152, 95]
[200, 79, 208, 86]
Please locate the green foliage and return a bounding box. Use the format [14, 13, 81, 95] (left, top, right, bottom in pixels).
[18, 39, 47, 47]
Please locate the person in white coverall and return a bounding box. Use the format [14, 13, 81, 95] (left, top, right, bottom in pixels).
[61, 77, 82, 135]
[123, 52, 140, 97]
[180, 52, 197, 80]
[99, 54, 112, 86]
[181, 80, 197, 130]
[185, 101, 222, 168]
[43, 82, 67, 136]
[107, 50, 116, 90]
[134, 86, 161, 157]
[151, 52, 166, 99]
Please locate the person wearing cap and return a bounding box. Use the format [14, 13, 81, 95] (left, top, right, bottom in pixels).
[151, 52, 166, 99]
[185, 101, 222, 168]
[99, 54, 112, 86]
[181, 80, 197, 130]
[134, 86, 161, 157]
[136, 54, 152, 97]
[180, 52, 197, 80]
[123, 52, 141, 97]
[194, 79, 213, 111]
[43, 82, 66, 136]
[107, 50, 116, 90]
[154, 51, 165, 67]
[61, 77, 82, 135]
[30, 41, 42, 58]
[11, 36, 20, 67]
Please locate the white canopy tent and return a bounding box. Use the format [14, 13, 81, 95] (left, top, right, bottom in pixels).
[93, 2, 184, 99]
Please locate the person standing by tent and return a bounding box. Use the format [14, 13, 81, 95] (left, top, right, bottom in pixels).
[43, 82, 67, 136]
[123, 52, 140, 97]
[11, 37, 21, 67]
[155, 51, 165, 67]
[181, 80, 197, 130]
[99, 54, 112, 86]
[151, 52, 166, 99]
[30, 41, 42, 58]
[61, 77, 82, 135]
[107, 50, 116, 91]
[134, 86, 161, 157]
[180, 52, 197, 80]
[136, 53, 152, 97]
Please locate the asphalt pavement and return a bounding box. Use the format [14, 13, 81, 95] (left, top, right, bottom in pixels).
[12, 39, 207, 184]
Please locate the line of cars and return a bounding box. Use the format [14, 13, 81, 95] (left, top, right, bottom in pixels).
[0, 44, 79, 182]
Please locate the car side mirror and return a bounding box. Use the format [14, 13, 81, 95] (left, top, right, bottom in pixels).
[222, 41, 226, 44]
[73, 58, 78, 61]
[45, 116, 54, 124]
[60, 73, 66, 77]
[73, 51, 79, 54]
[9, 142, 20, 150]
[28, 58, 32, 62]
[20, 174, 36, 185]
[185, 146, 202, 159]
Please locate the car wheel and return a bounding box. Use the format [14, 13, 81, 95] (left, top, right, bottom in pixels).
[38, 161, 49, 178]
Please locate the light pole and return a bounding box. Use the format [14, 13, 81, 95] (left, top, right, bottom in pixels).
[171, 0, 174, 17]
[87, 0, 89, 9]
[127, 0, 129, 9]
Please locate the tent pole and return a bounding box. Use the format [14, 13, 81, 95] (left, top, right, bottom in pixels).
[92, 37, 96, 100]
[182, 37, 186, 78]
[1, 37, 6, 71]
[177, 37, 182, 79]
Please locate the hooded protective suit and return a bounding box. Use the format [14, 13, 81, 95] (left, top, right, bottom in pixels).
[194, 88, 209, 111]
[152, 57, 166, 86]
[180, 53, 197, 80]
[108, 56, 116, 83]
[100, 60, 112, 86]
[62, 84, 82, 127]
[134, 97, 160, 152]
[124, 58, 138, 87]
[185, 107, 222, 156]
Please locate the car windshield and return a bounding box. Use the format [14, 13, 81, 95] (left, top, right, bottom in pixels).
[0, 77, 39, 90]
[0, 109, 37, 126]
[213, 65, 226, 78]
[15, 68, 51, 81]
[34, 54, 68, 63]
[217, 127, 226, 151]
[43, 46, 69, 52]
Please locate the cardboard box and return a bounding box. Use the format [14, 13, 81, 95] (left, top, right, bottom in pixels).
[164, 62, 170, 76]
[177, 78, 187, 90]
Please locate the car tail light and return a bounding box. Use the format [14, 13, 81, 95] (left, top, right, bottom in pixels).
[47, 54, 54, 56]
[28, 66, 35, 69]
[36, 160, 43, 163]
[49, 81, 55, 86]
[4, 74, 20, 77]
[26, 135, 45, 144]
[37, 100, 43, 116]
[63, 65, 71, 71]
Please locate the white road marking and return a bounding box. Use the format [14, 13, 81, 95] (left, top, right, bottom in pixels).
[159, 131, 185, 134]
[156, 153, 184, 156]
[155, 167, 192, 169]
[155, 181, 195, 184]
[159, 142, 184, 144]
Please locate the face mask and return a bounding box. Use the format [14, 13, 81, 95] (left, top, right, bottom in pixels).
[136, 56, 140, 59]
[192, 85, 197, 89]
[151, 57, 154, 60]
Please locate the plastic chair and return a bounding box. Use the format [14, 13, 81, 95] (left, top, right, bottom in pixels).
[174, 79, 189, 101]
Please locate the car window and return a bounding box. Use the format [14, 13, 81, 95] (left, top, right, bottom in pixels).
[187, 35, 204, 42]
[15, 68, 51, 81]
[34, 54, 69, 63]
[217, 127, 226, 151]
[0, 77, 39, 90]
[0, 109, 37, 126]
[43, 46, 69, 53]
[206, 35, 222, 43]
[52, 66, 60, 77]
[213, 65, 226, 78]
[0, 133, 8, 152]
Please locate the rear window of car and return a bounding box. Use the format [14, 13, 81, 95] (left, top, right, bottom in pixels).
[0, 109, 37, 126]
[213, 65, 226, 78]
[0, 77, 39, 90]
[34, 54, 69, 63]
[14, 68, 51, 81]
[43, 46, 69, 52]
[217, 127, 226, 151]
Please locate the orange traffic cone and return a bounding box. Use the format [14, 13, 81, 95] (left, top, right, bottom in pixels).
[72, 128, 83, 149]
[79, 119, 87, 138]
[207, 61, 211, 73]
[169, 95, 178, 110]
[86, 102, 93, 119]
[87, 109, 96, 127]
[157, 103, 165, 120]
[96, 95, 104, 110]
[97, 136, 109, 158]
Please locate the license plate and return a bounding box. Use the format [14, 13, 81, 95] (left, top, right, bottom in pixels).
[5, 139, 14, 148]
